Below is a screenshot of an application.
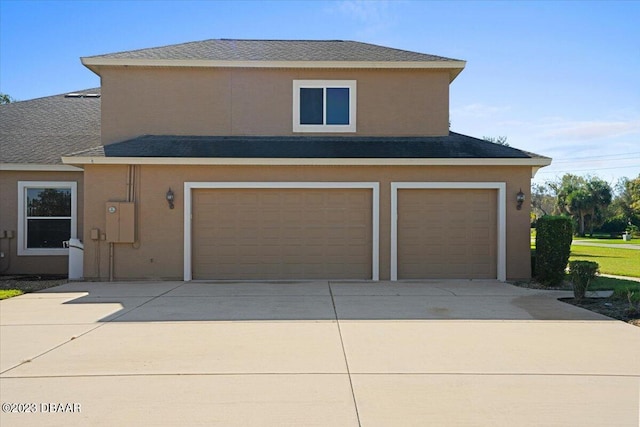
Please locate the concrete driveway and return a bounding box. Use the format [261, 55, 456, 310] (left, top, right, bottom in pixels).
[1, 280, 639, 426]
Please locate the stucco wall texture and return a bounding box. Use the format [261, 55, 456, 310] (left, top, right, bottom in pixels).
[100, 67, 451, 144]
[0, 171, 84, 275]
[81, 164, 532, 281]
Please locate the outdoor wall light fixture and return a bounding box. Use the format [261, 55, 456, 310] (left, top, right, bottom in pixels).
[166, 188, 175, 209]
[516, 188, 525, 210]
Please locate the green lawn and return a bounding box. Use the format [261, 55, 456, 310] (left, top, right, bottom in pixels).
[569, 245, 640, 278]
[586, 275, 640, 293]
[0, 289, 23, 300]
[573, 237, 639, 245]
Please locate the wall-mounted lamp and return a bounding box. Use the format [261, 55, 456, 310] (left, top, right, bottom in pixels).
[516, 188, 525, 210]
[166, 188, 175, 209]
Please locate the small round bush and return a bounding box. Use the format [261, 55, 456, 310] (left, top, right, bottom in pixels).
[569, 260, 599, 301]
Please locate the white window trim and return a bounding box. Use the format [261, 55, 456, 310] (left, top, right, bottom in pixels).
[390, 182, 506, 282]
[293, 80, 356, 133]
[183, 182, 379, 281]
[17, 181, 77, 256]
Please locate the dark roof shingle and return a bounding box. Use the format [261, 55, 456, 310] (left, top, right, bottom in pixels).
[95, 133, 543, 159]
[84, 39, 461, 62]
[0, 89, 101, 164]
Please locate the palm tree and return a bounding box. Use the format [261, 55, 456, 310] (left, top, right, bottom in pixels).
[552, 174, 612, 236]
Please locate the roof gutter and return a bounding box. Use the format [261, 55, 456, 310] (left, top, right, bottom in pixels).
[80, 58, 467, 82]
[0, 163, 83, 172]
[63, 156, 551, 167]
[62, 156, 551, 178]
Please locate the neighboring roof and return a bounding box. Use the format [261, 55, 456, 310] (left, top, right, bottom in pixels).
[66, 133, 548, 160]
[81, 39, 466, 81]
[0, 88, 101, 165]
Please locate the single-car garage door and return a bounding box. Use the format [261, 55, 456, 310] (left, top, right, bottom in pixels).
[192, 188, 372, 280]
[397, 189, 497, 279]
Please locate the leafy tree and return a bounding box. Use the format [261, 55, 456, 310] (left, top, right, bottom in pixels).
[0, 93, 15, 104]
[27, 189, 71, 217]
[482, 136, 509, 146]
[531, 183, 555, 219]
[627, 175, 640, 213]
[609, 175, 640, 228]
[550, 174, 612, 236]
[549, 174, 583, 215]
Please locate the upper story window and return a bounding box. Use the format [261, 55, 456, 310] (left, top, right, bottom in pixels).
[293, 80, 356, 133]
[17, 181, 77, 256]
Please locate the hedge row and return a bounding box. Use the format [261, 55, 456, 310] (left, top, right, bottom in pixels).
[535, 216, 573, 286]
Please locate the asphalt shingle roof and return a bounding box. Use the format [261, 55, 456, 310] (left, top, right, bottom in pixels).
[91, 134, 541, 159]
[83, 39, 461, 63]
[0, 89, 101, 164]
[2, 89, 548, 165]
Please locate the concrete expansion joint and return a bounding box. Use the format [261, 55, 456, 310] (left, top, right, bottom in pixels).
[346, 372, 640, 378]
[328, 280, 362, 427]
[104, 282, 186, 323]
[0, 322, 107, 376]
[1, 323, 99, 327]
[0, 372, 356, 379]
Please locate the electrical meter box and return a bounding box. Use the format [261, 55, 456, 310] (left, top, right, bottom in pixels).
[105, 202, 135, 243]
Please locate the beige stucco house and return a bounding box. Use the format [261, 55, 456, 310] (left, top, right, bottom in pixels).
[1, 39, 550, 281]
[0, 89, 100, 275]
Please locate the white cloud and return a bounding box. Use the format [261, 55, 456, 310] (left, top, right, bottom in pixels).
[540, 119, 640, 140]
[337, 0, 388, 21]
[329, 1, 397, 39]
[451, 112, 640, 184]
[451, 103, 511, 118]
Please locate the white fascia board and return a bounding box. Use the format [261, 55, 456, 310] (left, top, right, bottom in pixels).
[81, 58, 466, 81]
[62, 156, 552, 167]
[0, 163, 83, 172]
[82, 57, 466, 70]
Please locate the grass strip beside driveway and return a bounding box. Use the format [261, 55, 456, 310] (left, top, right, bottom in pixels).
[0, 290, 23, 300]
[574, 237, 639, 245]
[570, 245, 640, 278]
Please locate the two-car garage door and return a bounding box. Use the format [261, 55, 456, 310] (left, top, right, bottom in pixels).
[188, 184, 500, 281]
[192, 188, 373, 280]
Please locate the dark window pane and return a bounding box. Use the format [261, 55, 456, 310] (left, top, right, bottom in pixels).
[27, 188, 71, 217]
[326, 88, 350, 125]
[27, 219, 71, 248]
[300, 88, 323, 125]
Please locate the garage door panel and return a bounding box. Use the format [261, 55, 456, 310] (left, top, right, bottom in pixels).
[193, 188, 372, 280]
[398, 189, 497, 279]
[347, 211, 369, 223]
[471, 228, 491, 240]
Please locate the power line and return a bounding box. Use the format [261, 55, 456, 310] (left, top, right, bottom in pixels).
[550, 152, 640, 163]
[537, 164, 640, 174]
[551, 157, 640, 165]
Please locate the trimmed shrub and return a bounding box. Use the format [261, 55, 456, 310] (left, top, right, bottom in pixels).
[535, 216, 573, 286]
[530, 249, 536, 277]
[597, 215, 627, 235]
[612, 287, 640, 304]
[568, 261, 599, 301]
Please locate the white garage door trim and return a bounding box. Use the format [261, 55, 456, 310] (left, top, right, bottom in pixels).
[184, 182, 380, 281]
[391, 182, 506, 282]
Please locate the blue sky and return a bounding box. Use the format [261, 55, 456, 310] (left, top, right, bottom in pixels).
[1, 0, 638, 186]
